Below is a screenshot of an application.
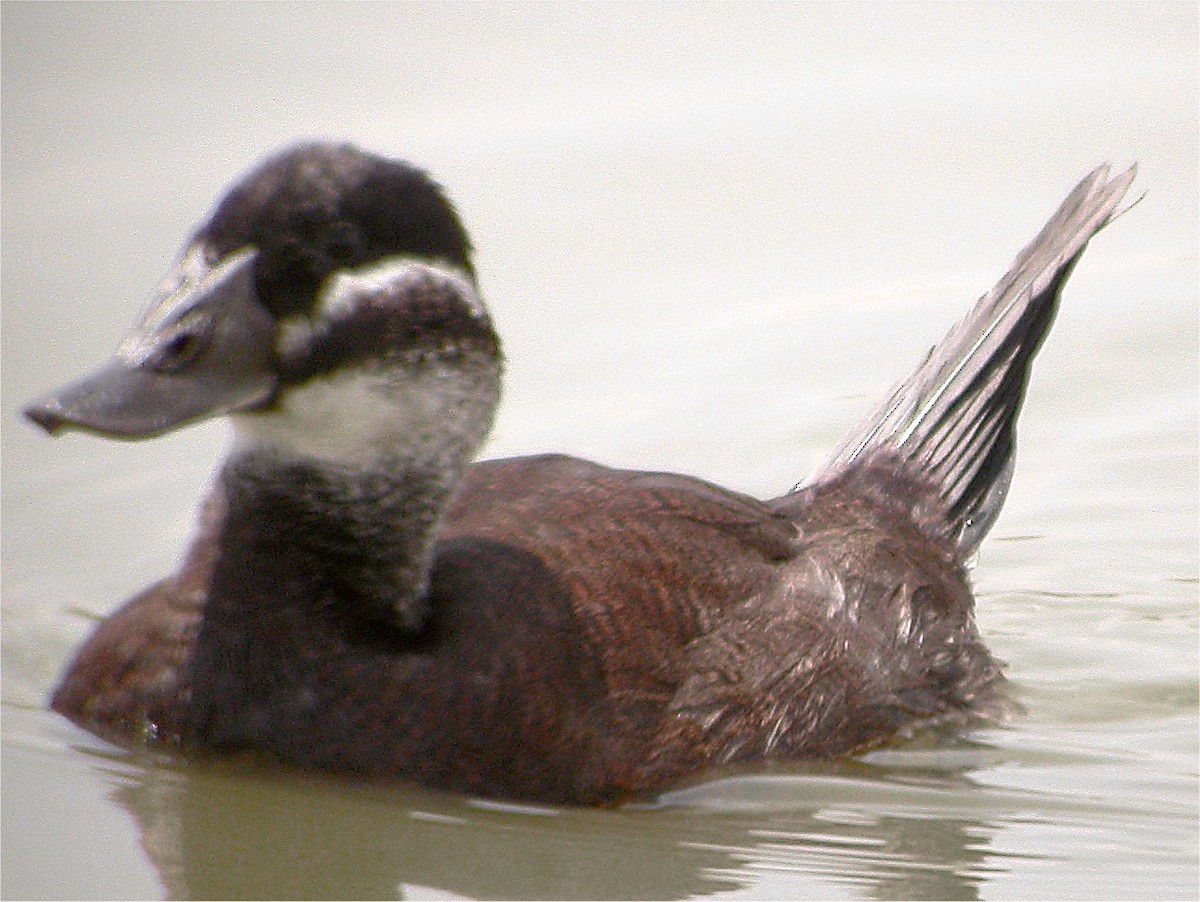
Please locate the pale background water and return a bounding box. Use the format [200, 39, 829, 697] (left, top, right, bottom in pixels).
[2, 4, 1196, 899]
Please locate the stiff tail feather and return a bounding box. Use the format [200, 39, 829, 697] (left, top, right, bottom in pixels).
[808, 165, 1137, 554]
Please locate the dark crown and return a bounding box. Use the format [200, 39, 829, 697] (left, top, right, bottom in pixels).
[195, 142, 475, 318]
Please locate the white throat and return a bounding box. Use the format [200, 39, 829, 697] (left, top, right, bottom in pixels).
[231, 357, 498, 474]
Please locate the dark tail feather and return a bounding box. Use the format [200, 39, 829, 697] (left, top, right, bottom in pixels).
[807, 164, 1136, 555]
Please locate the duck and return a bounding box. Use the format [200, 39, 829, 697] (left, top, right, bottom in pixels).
[24, 143, 1135, 805]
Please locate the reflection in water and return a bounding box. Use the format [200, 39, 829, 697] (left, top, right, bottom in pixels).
[107, 749, 1014, 899]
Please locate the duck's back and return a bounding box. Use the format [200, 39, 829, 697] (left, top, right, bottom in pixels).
[427, 453, 805, 799]
[427, 454, 998, 799]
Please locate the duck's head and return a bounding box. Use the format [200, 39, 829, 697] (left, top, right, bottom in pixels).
[24, 142, 501, 467]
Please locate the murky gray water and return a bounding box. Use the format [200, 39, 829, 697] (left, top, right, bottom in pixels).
[3, 5, 1197, 899]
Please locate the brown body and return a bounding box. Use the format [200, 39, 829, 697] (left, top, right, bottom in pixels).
[54, 454, 998, 804]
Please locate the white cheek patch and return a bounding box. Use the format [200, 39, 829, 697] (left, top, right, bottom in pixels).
[318, 256, 480, 321]
[273, 256, 482, 365]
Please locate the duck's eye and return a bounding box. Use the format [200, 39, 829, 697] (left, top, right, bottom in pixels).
[146, 318, 211, 372]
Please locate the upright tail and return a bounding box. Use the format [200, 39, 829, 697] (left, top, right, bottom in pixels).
[806, 165, 1137, 555]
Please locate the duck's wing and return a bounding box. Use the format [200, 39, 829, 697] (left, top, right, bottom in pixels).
[799, 165, 1137, 554]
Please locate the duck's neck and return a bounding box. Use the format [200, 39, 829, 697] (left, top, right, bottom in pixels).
[214, 448, 462, 632]
[186, 442, 474, 751]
